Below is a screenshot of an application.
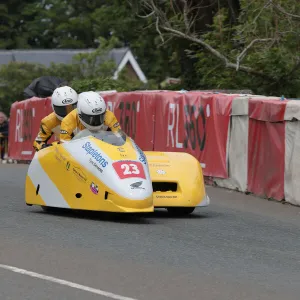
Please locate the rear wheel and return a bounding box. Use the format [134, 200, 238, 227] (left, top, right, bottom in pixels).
[41, 206, 63, 213]
[166, 207, 195, 216]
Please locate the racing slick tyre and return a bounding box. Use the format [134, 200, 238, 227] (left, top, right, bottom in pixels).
[41, 206, 65, 213]
[166, 207, 195, 216]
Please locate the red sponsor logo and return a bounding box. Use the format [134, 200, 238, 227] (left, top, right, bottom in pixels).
[113, 161, 146, 179]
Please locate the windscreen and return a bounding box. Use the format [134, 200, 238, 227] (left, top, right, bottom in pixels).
[72, 129, 127, 146]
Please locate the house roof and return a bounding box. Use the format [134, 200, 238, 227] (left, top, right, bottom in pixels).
[0, 48, 128, 67]
[108, 48, 129, 66]
[0, 47, 147, 83]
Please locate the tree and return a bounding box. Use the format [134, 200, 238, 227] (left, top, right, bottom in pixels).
[133, 0, 300, 96]
[0, 1, 38, 49]
[0, 1, 186, 85]
[2, 0, 300, 96]
[91, 0, 183, 81]
[0, 37, 155, 115]
[0, 1, 182, 84]
[0, 62, 46, 114]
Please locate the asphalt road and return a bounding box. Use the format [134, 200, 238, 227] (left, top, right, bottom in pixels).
[1, 164, 300, 300]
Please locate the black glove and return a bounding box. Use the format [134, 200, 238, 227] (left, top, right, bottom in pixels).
[41, 143, 52, 149]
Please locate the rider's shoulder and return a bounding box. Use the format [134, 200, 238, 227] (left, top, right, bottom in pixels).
[67, 108, 78, 118]
[42, 112, 58, 123]
[105, 109, 115, 117]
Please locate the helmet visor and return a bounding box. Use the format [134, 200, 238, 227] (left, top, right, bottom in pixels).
[53, 103, 77, 118]
[80, 112, 105, 127]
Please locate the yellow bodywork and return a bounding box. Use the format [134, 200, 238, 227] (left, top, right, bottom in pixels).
[25, 135, 209, 215]
[145, 151, 208, 208]
[25, 138, 154, 213]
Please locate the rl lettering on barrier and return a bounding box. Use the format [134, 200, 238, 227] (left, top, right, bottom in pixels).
[167, 103, 183, 148]
[15, 108, 35, 143]
[118, 101, 140, 140]
[107, 101, 116, 112]
[184, 104, 208, 151]
[167, 103, 210, 151]
[15, 109, 23, 142]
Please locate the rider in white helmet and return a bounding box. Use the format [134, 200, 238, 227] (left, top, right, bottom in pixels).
[33, 86, 78, 151]
[59, 91, 121, 142]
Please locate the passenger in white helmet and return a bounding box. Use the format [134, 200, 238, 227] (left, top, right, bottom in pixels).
[33, 86, 78, 151]
[59, 91, 121, 142]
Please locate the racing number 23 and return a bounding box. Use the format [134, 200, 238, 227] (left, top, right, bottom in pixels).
[122, 163, 139, 175]
[113, 161, 146, 179]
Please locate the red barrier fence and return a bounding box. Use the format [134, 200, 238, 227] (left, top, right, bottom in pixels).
[247, 98, 286, 200]
[8, 97, 54, 160]
[153, 92, 235, 178]
[8, 91, 235, 179]
[104, 92, 157, 151]
[8, 91, 300, 205]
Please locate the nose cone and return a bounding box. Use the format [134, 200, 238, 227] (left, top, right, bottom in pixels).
[119, 178, 153, 201]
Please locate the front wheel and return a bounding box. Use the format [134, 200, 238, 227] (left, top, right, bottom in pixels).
[41, 206, 64, 213]
[166, 207, 195, 216]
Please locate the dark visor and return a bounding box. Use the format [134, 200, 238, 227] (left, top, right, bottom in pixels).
[53, 103, 77, 118]
[80, 112, 105, 127]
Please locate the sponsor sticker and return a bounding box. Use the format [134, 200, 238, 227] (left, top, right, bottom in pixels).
[156, 195, 177, 198]
[156, 169, 166, 175]
[54, 148, 67, 163]
[113, 122, 120, 128]
[62, 98, 73, 104]
[90, 182, 99, 195]
[82, 141, 108, 168]
[149, 163, 170, 167]
[92, 107, 103, 113]
[60, 130, 68, 134]
[134, 143, 147, 165]
[130, 181, 145, 190]
[89, 158, 103, 173]
[72, 166, 87, 183]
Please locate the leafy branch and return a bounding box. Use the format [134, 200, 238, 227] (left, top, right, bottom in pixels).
[131, 0, 300, 80]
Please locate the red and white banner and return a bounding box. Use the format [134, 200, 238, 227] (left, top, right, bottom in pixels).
[103, 92, 157, 151]
[8, 97, 53, 160]
[8, 91, 233, 178]
[154, 92, 234, 178]
[247, 98, 287, 200]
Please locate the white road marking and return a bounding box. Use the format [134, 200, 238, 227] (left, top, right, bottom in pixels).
[0, 264, 138, 300]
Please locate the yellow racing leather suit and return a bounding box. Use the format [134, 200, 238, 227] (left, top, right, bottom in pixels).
[59, 108, 121, 142]
[33, 112, 61, 151]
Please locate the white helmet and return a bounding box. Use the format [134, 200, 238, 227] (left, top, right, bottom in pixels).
[77, 91, 107, 131]
[51, 86, 78, 120]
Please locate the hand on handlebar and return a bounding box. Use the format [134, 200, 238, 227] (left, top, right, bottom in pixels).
[41, 143, 53, 149]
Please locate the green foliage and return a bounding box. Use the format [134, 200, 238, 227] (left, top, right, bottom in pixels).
[72, 36, 120, 79]
[0, 0, 183, 84]
[0, 1, 34, 49]
[1, 0, 300, 106]
[0, 62, 47, 114]
[186, 1, 300, 97]
[0, 36, 159, 115]
[89, 0, 182, 82]
[71, 77, 137, 93]
[71, 68, 158, 93]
